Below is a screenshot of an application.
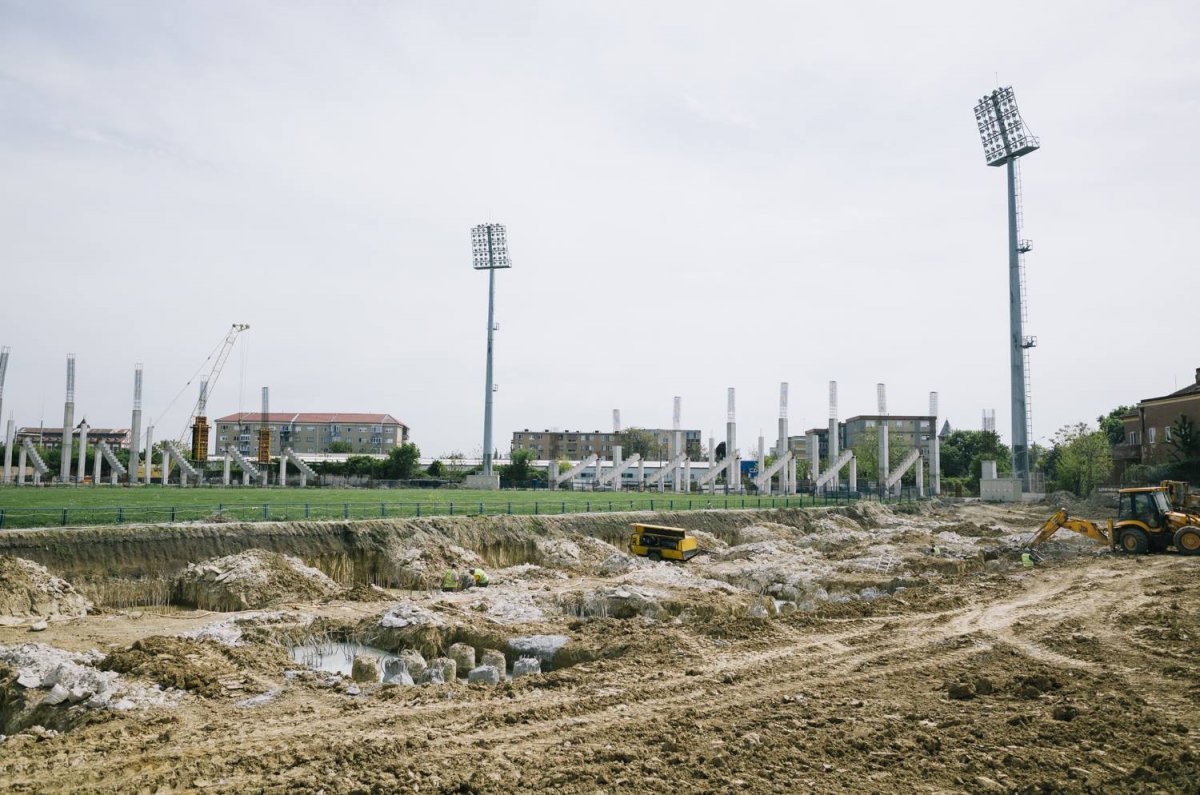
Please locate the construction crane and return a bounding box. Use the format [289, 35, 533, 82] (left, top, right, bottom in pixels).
[180, 323, 250, 462]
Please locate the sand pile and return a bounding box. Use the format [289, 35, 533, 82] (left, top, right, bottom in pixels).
[0, 556, 93, 622]
[173, 550, 339, 611]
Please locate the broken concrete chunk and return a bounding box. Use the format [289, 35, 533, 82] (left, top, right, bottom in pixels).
[467, 665, 501, 685]
[423, 657, 456, 684]
[506, 635, 568, 666]
[480, 649, 506, 673]
[447, 643, 476, 676]
[398, 649, 426, 679]
[351, 655, 379, 683]
[512, 657, 541, 678]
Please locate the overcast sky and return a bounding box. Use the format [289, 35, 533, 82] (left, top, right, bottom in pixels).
[2, 1, 1198, 459]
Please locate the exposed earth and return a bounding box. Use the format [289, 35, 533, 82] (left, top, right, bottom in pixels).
[1, 499, 1198, 793]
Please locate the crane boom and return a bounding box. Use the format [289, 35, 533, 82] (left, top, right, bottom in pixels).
[182, 323, 249, 452]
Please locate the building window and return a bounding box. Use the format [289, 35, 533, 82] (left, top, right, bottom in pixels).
[1165, 426, 1173, 442]
[1149, 427, 1157, 444]
[1129, 430, 1139, 445]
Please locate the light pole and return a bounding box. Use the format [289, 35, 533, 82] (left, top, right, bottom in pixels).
[470, 222, 511, 489]
[973, 86, 1040, 492]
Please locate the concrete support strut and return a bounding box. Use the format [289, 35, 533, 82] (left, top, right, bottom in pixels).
[814, 449, 855, 491]
[281, 448, 317, 487]
[551, 455, 598, 489]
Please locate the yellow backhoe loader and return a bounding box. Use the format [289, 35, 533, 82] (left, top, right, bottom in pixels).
[1027, 486, 1200, 555]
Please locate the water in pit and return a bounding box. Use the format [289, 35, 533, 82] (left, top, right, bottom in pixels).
[289, 641, 399, 679]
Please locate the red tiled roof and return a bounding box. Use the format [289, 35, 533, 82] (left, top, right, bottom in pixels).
[214, 412, 406, 426]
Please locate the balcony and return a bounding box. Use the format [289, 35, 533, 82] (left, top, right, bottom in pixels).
[1110, 442, 1141, 462]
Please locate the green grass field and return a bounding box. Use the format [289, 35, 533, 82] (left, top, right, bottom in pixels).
[0, 486, 842, 529]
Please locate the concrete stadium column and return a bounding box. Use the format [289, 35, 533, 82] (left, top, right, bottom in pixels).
[17, 445, 27, 485]
[2, 419, 14, 484]
[223, 452, 231, 486]
[93, 447, 102, 487]
[161, 448, 170, 486]
[77, 422, 89, 484]
[143, 426, 154, 485]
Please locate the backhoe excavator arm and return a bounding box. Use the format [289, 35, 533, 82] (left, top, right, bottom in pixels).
[1025, 509, 1111, 549]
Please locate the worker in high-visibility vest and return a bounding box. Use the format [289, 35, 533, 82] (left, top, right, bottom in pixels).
[471, 568, 490, 588]
[441, 569, 458, 591]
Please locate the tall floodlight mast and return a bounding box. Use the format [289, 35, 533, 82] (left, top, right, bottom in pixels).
[471, 223, 511, 488]
[974, 86, 1040, 492]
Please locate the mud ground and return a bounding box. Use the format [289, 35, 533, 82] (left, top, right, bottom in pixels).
[2, 500, 1198, 794]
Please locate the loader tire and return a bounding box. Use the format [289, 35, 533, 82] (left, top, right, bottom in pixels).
[648, 550, 662, 562]
[1174, 526, 1200, 556]
[1119, 528, 1149, 554]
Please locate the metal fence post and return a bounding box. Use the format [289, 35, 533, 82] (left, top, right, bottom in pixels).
[561, 501, 566, 514]
[449, 502, 455, 516]
[344, 503, 349, 519]
[305, 503, 310, 519]
[508, 502, 512, 515]
[171, 506, 177, 522]
[416, 503, 421, 518]
[117, 507, 123, 524]
[534, 501, 538, 515]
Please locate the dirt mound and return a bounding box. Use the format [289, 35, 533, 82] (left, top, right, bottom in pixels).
[340, 583, 393, 602]
[0, 556, 93, 621]
[100, 636, 287, 698]
[173, 550, 340, 611]
[0, 642, 178, 734]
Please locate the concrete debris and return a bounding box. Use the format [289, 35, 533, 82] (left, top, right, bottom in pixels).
[0, 556, 93, 621]
[379, 602, 447, 629]
[382, 661, 414, 686]
[448, 642, 476, 675]
[29, 620, 48, 632]
[397, 649, 427, 678]
[422, 657, 456, 685]
[0, 642, 178, 733]
[512, 657, 541, 678]
[507, 635, 568, 666]
[480, 649, 506, 673]
[351, 655, 379, 683]
[236, 688, 281, 708]
[467, 665, 501, 685]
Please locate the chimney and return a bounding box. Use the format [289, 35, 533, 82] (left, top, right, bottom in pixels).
[1195, 367, 1200, 386]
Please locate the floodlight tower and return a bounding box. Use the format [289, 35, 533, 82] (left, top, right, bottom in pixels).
[471, 223, 511, 488]
[974, 86, 1040, 492]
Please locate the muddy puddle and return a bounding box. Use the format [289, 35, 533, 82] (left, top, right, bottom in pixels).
[289, 641, 398, 679]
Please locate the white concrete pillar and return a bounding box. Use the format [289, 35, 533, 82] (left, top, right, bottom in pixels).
[161, 448, 170, 486]
[637, 458, 644, 490]
[612, 444, 622, 492]
[93, 447, 102, 487]
[931, 434, 941, 496]
[807, 432, 819, 490]
[827, 418, 839, 492]
[77, 422, 89, 483]
[684, 459, 691, 493]
[788, 458, 797, 495]
[279, 453, 287, 487]
[549, 460, 559, 488]
[2, 419, 14, 484]
[849, 455, 857, 493]
[143, 426, 154, 485]
[917, 455, 925, 498]
[223, 452, 231, 486]
[17, 445, 27, 485]
[757, 435, 765, 494]
[879, 423, 889, 496]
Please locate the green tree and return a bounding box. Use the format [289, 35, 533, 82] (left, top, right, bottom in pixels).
[1168, 415, 1200, 480]
[939, 430, 1011, 493]
[1051, 423, 1112, 496]
[1098, 405, 1136, 445]
[616, 428, 666, 460]
[426, 459, 445, 477]
[326, 441, 354, 454]
[848, 426, 913, 485]
[383, 442, 421, 479]
[500, 448, 537, 483]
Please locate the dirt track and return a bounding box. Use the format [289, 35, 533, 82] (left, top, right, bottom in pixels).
[2, 504, 1199, 793]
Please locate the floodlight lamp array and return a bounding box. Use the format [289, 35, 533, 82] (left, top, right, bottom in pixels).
[471, 223, 511, 269]
[973, 86, 1040, 166]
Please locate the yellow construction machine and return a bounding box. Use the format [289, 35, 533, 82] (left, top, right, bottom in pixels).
[1162, 480, 1200, 512]
[1028, 486, 1200, 555]
[628, 523, 700, 562]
